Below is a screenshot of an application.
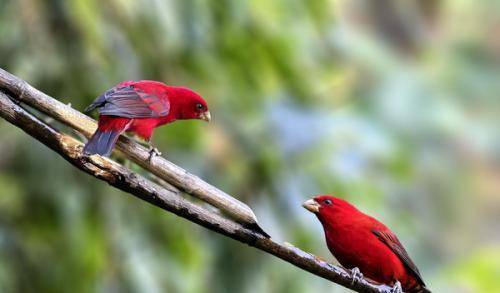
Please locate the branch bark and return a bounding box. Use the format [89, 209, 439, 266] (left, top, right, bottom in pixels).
[0, 70, 394, 293]
[0, 67, 260, 230]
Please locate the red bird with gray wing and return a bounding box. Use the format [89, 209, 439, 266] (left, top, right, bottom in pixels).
[83, 80, 210, 157]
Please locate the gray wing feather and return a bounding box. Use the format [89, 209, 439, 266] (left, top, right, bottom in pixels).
[86, 86, 170, 118]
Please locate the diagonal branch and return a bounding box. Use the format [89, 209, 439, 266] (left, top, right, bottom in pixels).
[0, 70, 393, 293]
[0, 67, 261, 232]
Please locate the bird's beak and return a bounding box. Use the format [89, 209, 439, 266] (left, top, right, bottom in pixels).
[302, 199, 320, 213]
[199, 111, 211, 122]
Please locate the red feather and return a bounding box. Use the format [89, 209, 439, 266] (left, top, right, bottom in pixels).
[83, 80, 209, 156]
[304, 195, 430, 293]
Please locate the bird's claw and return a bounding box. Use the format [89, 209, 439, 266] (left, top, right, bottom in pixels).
[350, 267, 363, 285]
[148, 147, 162, 161]
[390, 281, 403, 293]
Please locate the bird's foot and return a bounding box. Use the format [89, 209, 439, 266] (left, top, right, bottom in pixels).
[390, 281, 403, 293]
[148, 146, 162, 161]
[350, 267, 363, 285]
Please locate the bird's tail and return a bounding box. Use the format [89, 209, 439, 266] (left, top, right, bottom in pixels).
[83, 129, 123, 156]
[83, 117, 131, 156]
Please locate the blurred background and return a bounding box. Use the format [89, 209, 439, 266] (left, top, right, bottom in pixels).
[1, 0, 499, 292]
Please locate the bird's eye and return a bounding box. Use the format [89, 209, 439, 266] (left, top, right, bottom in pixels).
[324, 199, 332, 205]
[196, 103, 204, 110]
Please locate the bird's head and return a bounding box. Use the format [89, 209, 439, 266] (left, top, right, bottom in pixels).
[169, 86, 211, 122]
[302, 195, 359, 219]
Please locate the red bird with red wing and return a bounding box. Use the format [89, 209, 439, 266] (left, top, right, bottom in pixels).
[303, 195, 431, 293]
[83, 80, 210, 157]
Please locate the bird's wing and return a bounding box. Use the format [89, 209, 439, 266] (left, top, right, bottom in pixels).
[85, 85, 170, 118]
[372, 229, 426, 286]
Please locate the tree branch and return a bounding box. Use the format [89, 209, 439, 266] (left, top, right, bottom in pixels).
[0, 70, 393, 293]
[0, 68, 260, 230]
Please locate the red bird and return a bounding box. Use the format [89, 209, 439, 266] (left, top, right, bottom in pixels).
[303, 195, 430, 293]
[83, 80, 210, 157]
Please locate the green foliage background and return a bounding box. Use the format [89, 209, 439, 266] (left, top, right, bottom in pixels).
[1, 0, 499, 292]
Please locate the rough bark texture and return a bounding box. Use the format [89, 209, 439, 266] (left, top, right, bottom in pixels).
[0, 69, 396, 293]
[0, 68, 259, 228]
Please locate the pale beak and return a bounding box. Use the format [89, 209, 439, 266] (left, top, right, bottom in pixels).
[302, 199, 320, 213]
[199, 110, 211, 122]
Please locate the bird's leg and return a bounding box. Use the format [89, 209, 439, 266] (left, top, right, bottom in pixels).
[142, 138, 162, 162]
[390, 281, 403, 293]
[147, 145, 162, 162]
[129, 134, 162, 161]
[349, 267, 364, 285]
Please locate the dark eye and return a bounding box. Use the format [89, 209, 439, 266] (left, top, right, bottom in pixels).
[324, 199, 332, 205]
[196, 103, 204, 110]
